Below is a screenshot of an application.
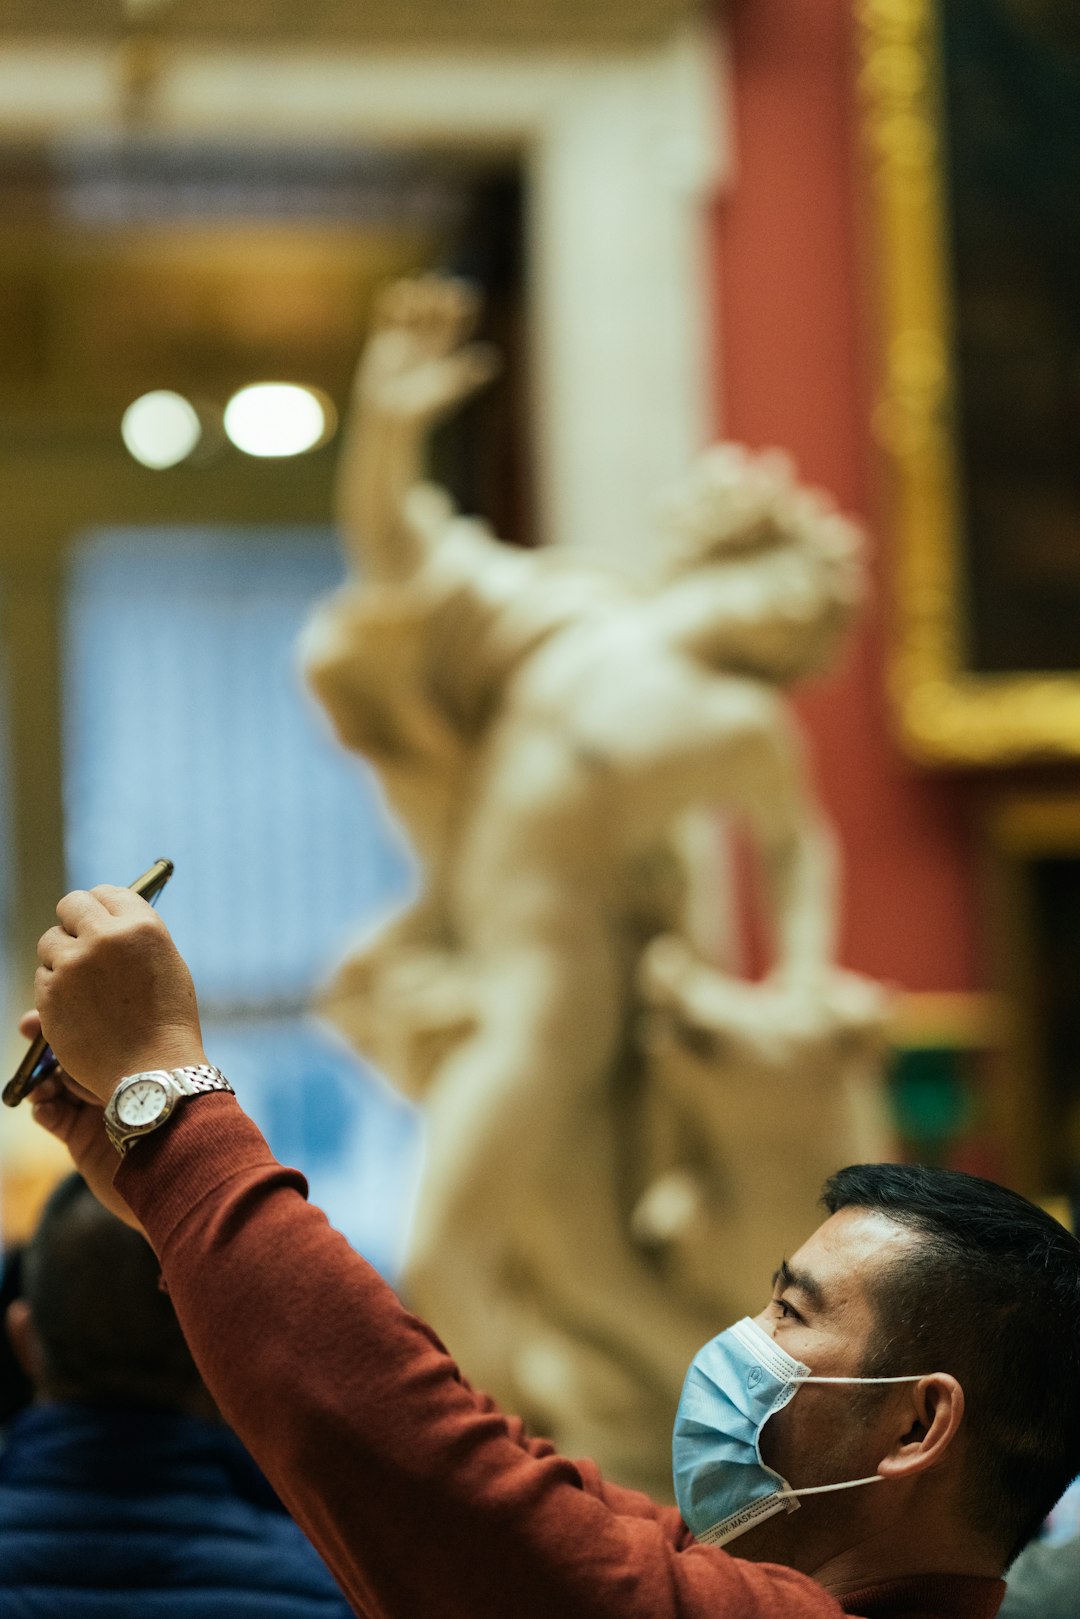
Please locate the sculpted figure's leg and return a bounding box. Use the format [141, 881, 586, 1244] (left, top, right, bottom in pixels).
[404, 719, 714, 1393]
[403, 923, 619, 1387]
[404, 923, 713, 1397]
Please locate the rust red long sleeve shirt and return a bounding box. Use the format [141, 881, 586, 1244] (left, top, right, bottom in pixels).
[116, 1096, 1004, 1619]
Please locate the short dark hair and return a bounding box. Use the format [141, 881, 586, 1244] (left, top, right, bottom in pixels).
[823, 1162, 1080, 1565]
[22, 1173, 201, 1408]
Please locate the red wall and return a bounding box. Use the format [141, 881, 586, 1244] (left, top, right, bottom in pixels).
[713, 0, 981, 992]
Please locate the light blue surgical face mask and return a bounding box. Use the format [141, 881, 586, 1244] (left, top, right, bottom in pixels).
[673, 1316, 924, 1547]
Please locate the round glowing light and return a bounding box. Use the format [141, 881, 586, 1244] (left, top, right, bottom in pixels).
[121, 390, 202, 469]
[223, 383, 328, 458]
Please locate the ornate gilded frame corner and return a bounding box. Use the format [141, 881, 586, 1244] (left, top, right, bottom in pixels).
[857, 0, 1080, 766]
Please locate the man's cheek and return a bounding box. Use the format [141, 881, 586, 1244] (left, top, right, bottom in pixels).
[757, 1407, 790, 1473]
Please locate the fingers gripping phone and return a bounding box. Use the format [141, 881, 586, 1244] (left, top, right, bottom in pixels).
[2, 859, 174, 1108]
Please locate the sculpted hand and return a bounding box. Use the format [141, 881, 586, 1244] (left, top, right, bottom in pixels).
[36, 886, 207, 1104]
[355, 274, 500, 426]
[19, 1012, 147, 1234]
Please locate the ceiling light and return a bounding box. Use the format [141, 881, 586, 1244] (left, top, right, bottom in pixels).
[223, 383, 330, 459]
[121, 390, 202, 469]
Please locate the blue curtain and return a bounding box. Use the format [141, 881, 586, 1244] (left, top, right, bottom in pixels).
[64, 527, 420, 1277]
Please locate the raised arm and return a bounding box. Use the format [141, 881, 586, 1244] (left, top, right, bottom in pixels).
[337, 275, 499, 582]
[28, 887, 843, 1619]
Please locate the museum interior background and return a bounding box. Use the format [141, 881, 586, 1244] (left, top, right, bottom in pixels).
[1, 0, 1079, 1460]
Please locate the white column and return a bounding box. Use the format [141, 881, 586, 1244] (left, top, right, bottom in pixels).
[529, 25, 731, 567]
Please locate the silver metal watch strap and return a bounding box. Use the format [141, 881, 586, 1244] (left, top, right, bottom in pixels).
[168, 1064, 234, 1098]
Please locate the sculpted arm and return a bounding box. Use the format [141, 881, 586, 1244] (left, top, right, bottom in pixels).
[726, 703, 840, 984]
[300, 275, 506, 781]
[336, 276, 499, 583]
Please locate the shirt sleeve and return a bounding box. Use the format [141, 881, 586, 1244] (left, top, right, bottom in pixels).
[116, 1094, 844, 1619]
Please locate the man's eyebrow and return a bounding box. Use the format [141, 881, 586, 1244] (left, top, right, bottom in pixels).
[771, 1258, 826, 1311]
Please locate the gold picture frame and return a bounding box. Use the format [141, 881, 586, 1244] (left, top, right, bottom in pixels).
[858, 0, 1080, 765]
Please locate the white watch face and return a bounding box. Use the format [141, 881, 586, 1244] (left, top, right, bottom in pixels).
[116, 1076, 171, 1129]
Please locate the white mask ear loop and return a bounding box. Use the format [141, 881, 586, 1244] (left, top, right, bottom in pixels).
[787, 1476, 886, 1497]
[801, 1375, 926, 1384]
[782, 1373, 925, 1498]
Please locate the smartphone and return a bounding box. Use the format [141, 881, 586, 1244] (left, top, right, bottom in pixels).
[2, 859, 174, 1108]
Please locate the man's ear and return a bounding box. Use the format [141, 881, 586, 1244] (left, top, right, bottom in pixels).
[876, 1374, 965, 1482]
[5, 1298, 43, 1384]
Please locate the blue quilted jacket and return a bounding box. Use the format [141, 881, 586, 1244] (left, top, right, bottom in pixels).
[0, 1402, 355, 1618]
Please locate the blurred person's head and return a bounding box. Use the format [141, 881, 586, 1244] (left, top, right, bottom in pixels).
[4, 1173, 208, 1413]
[0, 1243, 32, 1424]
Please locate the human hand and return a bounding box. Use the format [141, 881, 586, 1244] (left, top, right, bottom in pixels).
[355, 274, 500, 426]
[36, 886, 207, 1104]
[19, 1012, 147, 1235]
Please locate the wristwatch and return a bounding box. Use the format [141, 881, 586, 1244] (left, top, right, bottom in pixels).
[103, 1064, 234, 1156]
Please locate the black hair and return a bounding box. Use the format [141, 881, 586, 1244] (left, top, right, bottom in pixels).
[822, 1163, 1080, 1565]
[22, 1172, 202, 1409]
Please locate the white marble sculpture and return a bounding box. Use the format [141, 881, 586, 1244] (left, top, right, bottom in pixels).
[301, 276, 890, 1497]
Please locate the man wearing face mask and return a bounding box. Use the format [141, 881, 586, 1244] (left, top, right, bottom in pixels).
[22, 885, 1080, 1619]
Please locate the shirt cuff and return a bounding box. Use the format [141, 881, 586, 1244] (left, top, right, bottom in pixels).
[114, 1092, 307, 1253]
